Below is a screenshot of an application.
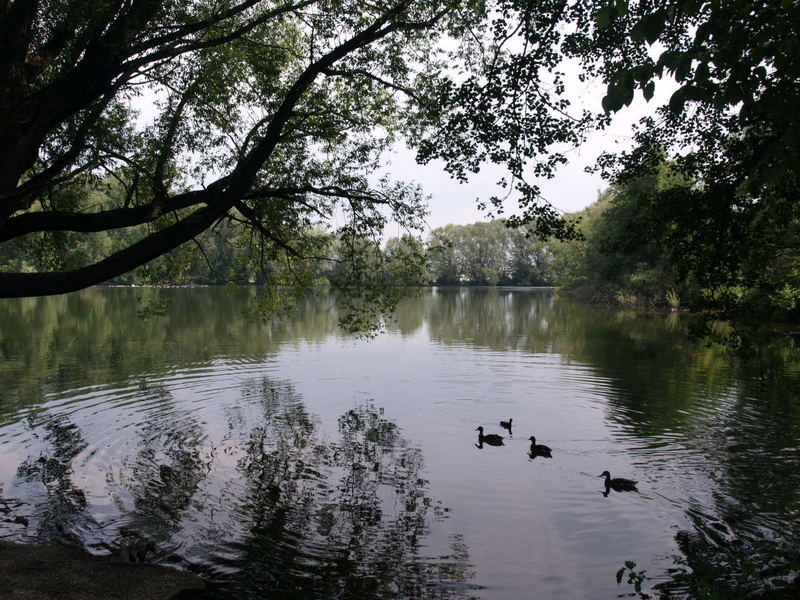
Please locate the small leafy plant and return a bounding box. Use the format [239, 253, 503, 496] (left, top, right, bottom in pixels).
[616, 561, 651, 598]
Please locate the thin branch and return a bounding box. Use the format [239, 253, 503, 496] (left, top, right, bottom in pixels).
[123, 0, 317, 73]
[233, 199, 302, 257]
[322, 67, 422, 101]
[153, 81, 200, 197]
[190, 235, 222, 282]
[129, 0, 266, 52]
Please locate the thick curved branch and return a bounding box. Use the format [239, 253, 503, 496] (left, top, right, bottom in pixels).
[230, 1, 413, 189]
[129, 0, 265, 52]
[0, 201, 226, 297]
[0, 2, 417, 297]
[0, 191, 206, 243]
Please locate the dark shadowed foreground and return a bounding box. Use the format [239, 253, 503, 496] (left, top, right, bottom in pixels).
[0, 540, 204, 599]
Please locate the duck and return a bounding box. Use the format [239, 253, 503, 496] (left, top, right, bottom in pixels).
[528, 436, 552, 458]
[500, 418, 513, 431]
[598, 470, 638, 491]
[475, 426, 504, 446]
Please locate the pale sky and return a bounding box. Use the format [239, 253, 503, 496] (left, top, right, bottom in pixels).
[134, 43, 675, 241]
[383, 66, 677, 238]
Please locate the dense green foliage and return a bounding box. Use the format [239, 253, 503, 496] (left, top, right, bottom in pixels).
[566, 0, 800, 322]
[0, 0, 587, 328]
[551, 163, 800, 323]
[426, 220, 553, 285]
[1, 0, 798, 329]
[550, 168, 686, 308]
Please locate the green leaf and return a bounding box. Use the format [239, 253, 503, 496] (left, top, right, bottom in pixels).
[669, 89, 685, 113]
[668, 85, 708, 113]
[695, 61, 710, 82]
[675, 56, 693, 81]
[616, 567, 625, 585]
[630, 18, 646, 43]
[631, 65, 651, 83]
[643, 81, 655, 101]
[596, 5, 613, 29]
[643, 10, 668, 45]
[723, 86, 743, 105]
[683, 85, 707, 102]
[602, 83, 626, 113]
[623, 84, 635, 106]
[658, 50, 680, 71]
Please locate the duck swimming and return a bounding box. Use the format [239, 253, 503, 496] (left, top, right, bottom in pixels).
[598, 470, 638, 491]
[528, 436, 552, 458]
[500, 418, 513, 431]
[475, 426, 504, 446]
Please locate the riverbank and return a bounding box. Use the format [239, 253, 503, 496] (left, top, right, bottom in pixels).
[0, 541, 204, 599]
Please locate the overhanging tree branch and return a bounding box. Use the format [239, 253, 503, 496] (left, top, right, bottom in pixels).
[0, 1, 417, 297]
[0, 190, 207, 243]
[0, 201, 225, 297]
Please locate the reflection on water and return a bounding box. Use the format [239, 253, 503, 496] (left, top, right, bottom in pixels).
[1, 287, 800, 599]
[0, 373, 474, 599]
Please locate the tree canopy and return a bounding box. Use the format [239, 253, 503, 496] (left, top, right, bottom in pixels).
[0, 0, 585, 304]
[1, 0, 798, 327]
[426, 220, 553, 286]
[572, 0, 800, 321]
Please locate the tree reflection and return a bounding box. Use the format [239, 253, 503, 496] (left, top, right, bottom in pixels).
[212, 393, 476, 600]
[0, 376, 475, 599]
[424, 289, 800, 597]
[650, 366, 800, 598]
[111, 380, 213, 547]
[0, 287, 340, 415]
[14, 415, 95, 543]
[6, 288, 800, 597]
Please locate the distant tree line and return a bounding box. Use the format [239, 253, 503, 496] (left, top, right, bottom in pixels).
[3, 165, 797, 324]
[424, 221, 554, 286]
[0, 176, 555, 289]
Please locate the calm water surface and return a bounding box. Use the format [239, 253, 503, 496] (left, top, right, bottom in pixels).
[1, 288, 799, 599]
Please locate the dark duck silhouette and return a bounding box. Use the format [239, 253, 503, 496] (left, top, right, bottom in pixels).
[598, 470, 638, 491]
[500, 418, 513, 432]
[528, 436, 552, 458]
[475, 426, 504, 446]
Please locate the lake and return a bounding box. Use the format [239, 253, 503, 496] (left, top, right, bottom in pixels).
[1, 287, 799, 599]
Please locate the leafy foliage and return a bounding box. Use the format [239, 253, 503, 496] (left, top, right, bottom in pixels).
[0, 0, 592, 335]
[426, 220, 554, 286]
[564, 0, 800, 321]
[3, 0, 798, 332]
